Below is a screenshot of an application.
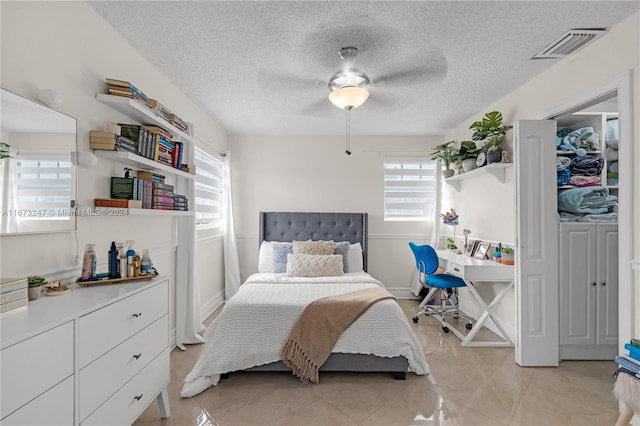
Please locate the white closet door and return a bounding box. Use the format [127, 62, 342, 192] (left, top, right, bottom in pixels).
[596, 224, 619, 345]
[514, 120, 559, 366]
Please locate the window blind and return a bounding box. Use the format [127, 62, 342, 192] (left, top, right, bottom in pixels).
[383, 156, 436, 221]
[194, 147, 224, 229]
[15, 152, 74, 220]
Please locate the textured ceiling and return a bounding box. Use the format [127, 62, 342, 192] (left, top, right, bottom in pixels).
[87, 1, 639, 136]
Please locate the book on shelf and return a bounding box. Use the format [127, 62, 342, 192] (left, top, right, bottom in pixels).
[147, 99, 172, 122]
[152, 205, 177, 211]
[143, 125, 173, 141]
[153, 181, 174, 192]
[90, 143, 137, 154]
[95, 198, 143, 208]
[173, 141, 184, 170]
[153, 195, 175, 205]
[105, 78, 149, 101]
[137, 171, 165, 183]
[111, 177, 137, 200]
[90, 130, 118, 139]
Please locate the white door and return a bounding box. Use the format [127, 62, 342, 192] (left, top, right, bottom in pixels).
[514, 120, 559, 366]
[559, 223, 597, 347]
[596, 223, 619, 346]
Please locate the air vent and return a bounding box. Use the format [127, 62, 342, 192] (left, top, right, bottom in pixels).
[532, 29, 607, 59]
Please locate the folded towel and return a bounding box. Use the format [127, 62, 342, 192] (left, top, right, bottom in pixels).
[569, 155, 604, 176]
[557, 186, 617, 214]
[556, 156, 571, 170]
[576, 212, 617, 223]
[563, 127, 594, 150]
[570, 175, 601, 187]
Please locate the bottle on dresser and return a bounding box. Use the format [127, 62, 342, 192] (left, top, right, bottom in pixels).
[81, 244, 97, 279]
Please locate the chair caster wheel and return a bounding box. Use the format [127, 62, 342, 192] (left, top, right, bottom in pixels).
[465, 323, 473, 330]
[412, 316, 419, 323]
[442, 326, 449, 333]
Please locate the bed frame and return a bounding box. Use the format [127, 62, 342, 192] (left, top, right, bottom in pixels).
[241, 211, 408, 379]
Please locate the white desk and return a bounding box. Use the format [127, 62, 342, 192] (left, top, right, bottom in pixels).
[435, 250, 515, 347]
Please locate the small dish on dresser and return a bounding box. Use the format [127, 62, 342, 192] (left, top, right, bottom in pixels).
[45, 280, 69, 296]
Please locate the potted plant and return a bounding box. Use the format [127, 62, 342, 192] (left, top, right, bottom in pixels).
[0, 142, 10, 160]
[430, 141, 457, 178]
[27, 275, 47, 300]
[453, 140, 480, 172]
[469, 111, 513, 164]
[501, 246, 515, 265]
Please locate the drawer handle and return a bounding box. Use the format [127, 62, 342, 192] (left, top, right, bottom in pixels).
[132, 312, 142, 318]
[592, 282, 597, 286]
[453, 267, 460, 272]
[133, 353, 142, 360]
[601, 282, 606, 286]
[134, 394, 143, 401]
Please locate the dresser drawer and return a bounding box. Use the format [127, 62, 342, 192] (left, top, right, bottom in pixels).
[78, 280, 168, 367]
[1, 321, 73, 418]
[1, 376, 73, 426]
[439, 258, 465, 278]
[81, 350, 170, 426]
[79, 315, 169, 420]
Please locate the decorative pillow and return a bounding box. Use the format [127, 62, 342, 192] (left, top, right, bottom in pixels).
[258, 241, 274, 273]
[292, 240, 334, 256]
[286, 254, 344, 277]
[348, 243, 364, 272]
[272, 242, 293, 273]
[333, 241, 350, 273]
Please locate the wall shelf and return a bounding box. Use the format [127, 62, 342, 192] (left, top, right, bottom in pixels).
[93, 150, 194, 180]
[444, 163, 512, 191]
[95, 94, 194, 144]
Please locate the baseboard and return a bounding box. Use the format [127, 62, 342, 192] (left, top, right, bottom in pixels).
[385, 287, 421, 300]
[200, 290, 225, 322]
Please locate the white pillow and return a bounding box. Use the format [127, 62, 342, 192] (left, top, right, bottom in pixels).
[258, 241, 274, 273]
[286, 254, 344, 277]
[348, 243, 364, 272]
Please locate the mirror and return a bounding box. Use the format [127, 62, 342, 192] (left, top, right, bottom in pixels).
[1, 88, 77, 235]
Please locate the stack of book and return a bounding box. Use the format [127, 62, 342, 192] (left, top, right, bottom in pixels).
[169, 113, 189, 133]
[136, 171, 188, 211]
[118, 124, 183, 170]
[105, 78, 151, 108]
[173, 194, 188, 211]
[89, 131, 137, 153]
[148, 99, 172, 122]
[1, 278, 28, 315]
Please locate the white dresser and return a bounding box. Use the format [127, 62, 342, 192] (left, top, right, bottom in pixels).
[0, 276, 170, 426]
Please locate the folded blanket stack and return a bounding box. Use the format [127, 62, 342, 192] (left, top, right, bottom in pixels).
[559, 211, 618, 223]
[563, 127, 600, 151]
[557, 186, 617, 214]
[569, 155, 604, 177]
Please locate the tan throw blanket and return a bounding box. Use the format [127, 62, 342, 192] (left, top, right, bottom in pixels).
[280, 287, 396, 384]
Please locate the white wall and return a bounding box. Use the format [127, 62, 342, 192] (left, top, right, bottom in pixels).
[444, 12, 640, 344]
[229, 134, 443, 295]
[0, 1, 228, 332]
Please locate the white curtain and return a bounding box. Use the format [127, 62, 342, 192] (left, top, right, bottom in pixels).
[223, 151, 242, 300]
[1, 148, 19, 233]
[410, 160, 442, 296]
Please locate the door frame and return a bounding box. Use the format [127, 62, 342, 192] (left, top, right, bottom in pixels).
[538, 70, 634, 358]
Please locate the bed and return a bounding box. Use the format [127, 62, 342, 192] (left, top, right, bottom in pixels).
[180, 212, 429, 398]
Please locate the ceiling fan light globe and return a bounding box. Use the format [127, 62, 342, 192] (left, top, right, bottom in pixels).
[328, 86, 370, 110]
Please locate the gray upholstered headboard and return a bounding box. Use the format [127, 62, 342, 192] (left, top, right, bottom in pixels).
[258, 212, 368, 272]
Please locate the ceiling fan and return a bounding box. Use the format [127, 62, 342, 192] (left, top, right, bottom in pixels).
[326, 46, 371, 111]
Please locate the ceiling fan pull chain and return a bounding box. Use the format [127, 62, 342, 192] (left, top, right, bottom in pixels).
[345, 107, 352, 155]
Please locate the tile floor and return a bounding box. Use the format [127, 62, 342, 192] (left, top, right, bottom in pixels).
[134, 299, 621, 426]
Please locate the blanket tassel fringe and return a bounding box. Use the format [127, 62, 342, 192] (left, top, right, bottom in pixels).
[281, 338, 320, 384]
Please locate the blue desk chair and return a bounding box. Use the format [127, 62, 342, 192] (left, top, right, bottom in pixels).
[409, 242, 473, 333]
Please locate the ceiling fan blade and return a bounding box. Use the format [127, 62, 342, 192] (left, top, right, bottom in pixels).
[299, 98, 334, 116]
[375, 64, 447, 87]
[257, 70, 324, 92]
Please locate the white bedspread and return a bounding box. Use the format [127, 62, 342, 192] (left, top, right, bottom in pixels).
[180, 272, 429, 397]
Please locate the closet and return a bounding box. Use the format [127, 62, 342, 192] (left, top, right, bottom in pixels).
[554, 95, 619, 360]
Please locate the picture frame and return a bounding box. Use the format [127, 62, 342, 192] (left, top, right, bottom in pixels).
[474, 242, 491, 260]
[465, 240, 477, 256]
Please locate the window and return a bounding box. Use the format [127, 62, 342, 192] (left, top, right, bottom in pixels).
[15, 152, 75, 221]
[383, 156, 437, 221]
[194, 147, 224, 229]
